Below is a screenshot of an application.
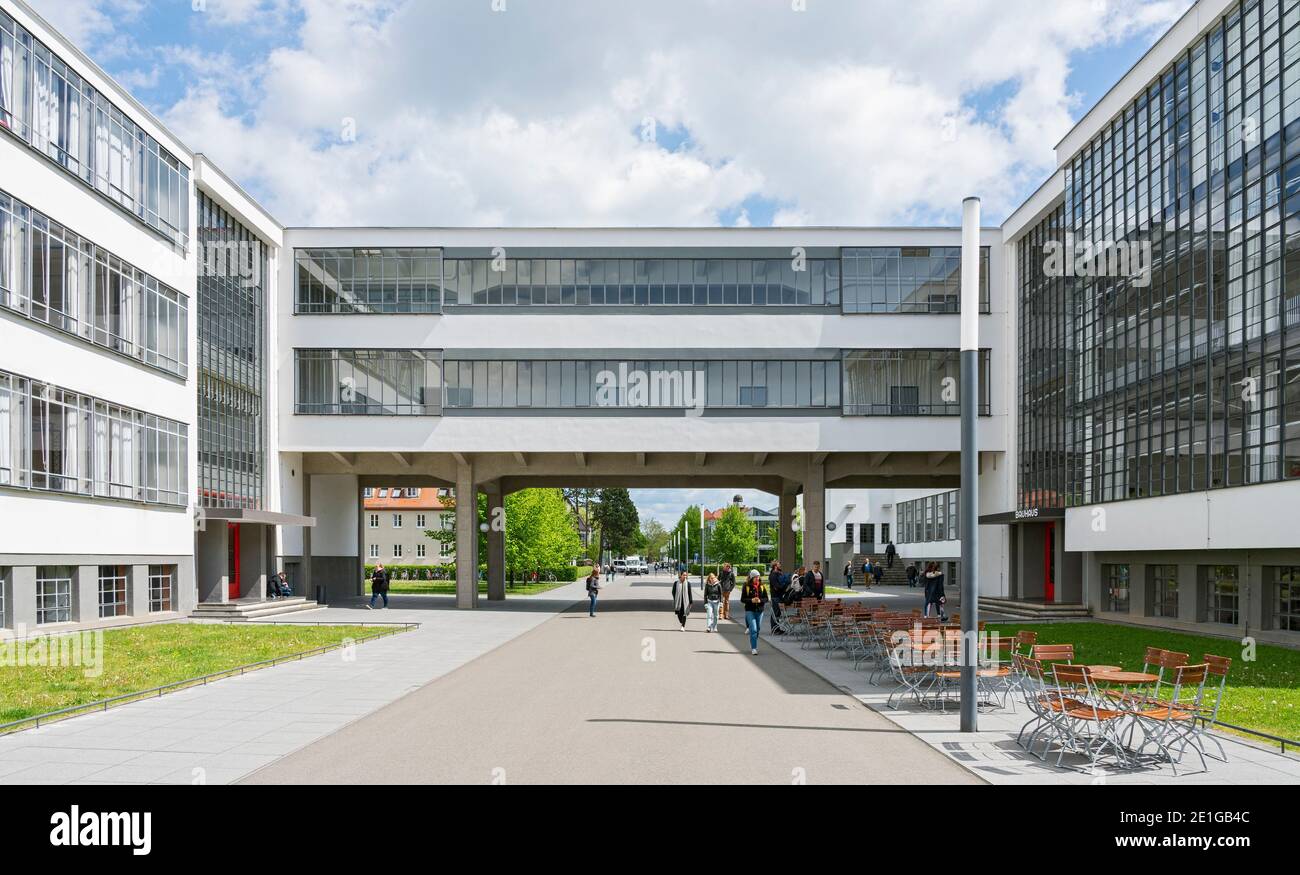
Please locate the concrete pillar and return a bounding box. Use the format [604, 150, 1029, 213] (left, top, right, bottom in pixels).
[486, 486, 505, 602]
[1245, 558, 1266, 632]
[302, 474, 314, 602]
[804, 461, 826, 574]
[455, 459, 479, 609]
[10, 566, 35, 630]
[779, 488, 797, 568]
[76, 565, 98, 623]
[130, 564, 150, 616]
[1130, 563, 1149, 617]
[1177, 563, 1199, 624]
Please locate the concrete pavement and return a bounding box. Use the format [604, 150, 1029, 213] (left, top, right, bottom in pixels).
[243, 573, 977, 784]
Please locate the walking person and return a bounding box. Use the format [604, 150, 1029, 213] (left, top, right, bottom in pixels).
[923, 562, 947, 620]
[672, 569, 693, 631]
[885, 540, 897, 569]
[768, 560, 786, 634]
[703, 572, 722, 632]
[740, 570, 768, 655]
[366, 563, 390, 610]
[906, 562, 919, 588]
[843, 560, 853, 590]
[861, 556, 874, 587]
[872, 560, 884, 586]
[585, 566, 602, 617]
[718, 562, 736, 620]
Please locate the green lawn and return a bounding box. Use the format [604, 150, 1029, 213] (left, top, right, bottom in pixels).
[989, 621, 1300, 743]
[382, 580, 570, 596]
[0, 623, 399, 727]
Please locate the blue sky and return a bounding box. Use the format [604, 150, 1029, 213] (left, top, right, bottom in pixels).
[28, 0, 1190, 526]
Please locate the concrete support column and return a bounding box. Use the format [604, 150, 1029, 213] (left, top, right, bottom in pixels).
[779, 487, 797, 568]
[455, 459, 479, 610]
[76, 565, 98, 623]
[1177, 563, 1200, 624]
[130, 564, 150, 617]
[10, 567, 35, 629]
[804, 461, 826, 574]
[302, 474, 314, 602]
[486, 486, 505, 602]
[1129, 563, 1149, 617]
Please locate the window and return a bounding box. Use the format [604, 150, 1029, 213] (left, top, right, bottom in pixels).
[392, 514, 403, 528]
[843, 349, 989, 416]
[148, 565, 174, 613]
[895, 490, 960, 543]
[1148, 565, 1179, 619]
[295, 349, 442, 415]
[0, 567, 7, 628]
[295, 248, 442, 314]
[369, 514, 379, 528]
[440, 514, 454, 530]
[97, 565, 128, 618]
[1203, 565, 1240, 626]
[1273, 567, 1300, 632]
[393, 544, 403, 559]
[369, 543, 379, 559]
[363, 488, 374, 498]
[842, 247, 990, 314]
[861, 524, 875, 547]
[844, 523, 855, 548]
[1103, 564, 1130, 613]
[416, 544, 426, 559]
[440, 540, 453, 557]
[0, 369, 187, 507]
[36, 566, 72, 624]
[881, 523, 890, 544]
[416, 514, 426, 528]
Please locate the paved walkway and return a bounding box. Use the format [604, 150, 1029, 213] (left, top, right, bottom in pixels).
[0, 583, 590, 785]
[243, 574, 976, 784]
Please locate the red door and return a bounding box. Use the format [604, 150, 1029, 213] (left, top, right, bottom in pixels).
[228, 523, 242, 601]
[1043, 522, 1056, 603]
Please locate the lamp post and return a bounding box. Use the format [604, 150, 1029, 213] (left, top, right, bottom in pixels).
[959, 196, 981, 733]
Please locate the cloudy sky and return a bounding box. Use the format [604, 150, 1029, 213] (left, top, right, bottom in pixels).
[27, 0, 1191, 525]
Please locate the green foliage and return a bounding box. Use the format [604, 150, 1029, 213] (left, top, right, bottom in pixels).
[669, 505, 703, 563]
[594, 488, 640, 557]
[708, 504, 758, 565]
[504, 489, 583, 573]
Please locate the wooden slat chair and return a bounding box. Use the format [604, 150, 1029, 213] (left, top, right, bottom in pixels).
[1014, 630, 1039, 658]
[1032, 643, 1075, 666]
[1049, 664, 1132, 770]
[1014, 655, 1071, 757]
[1128, 663, 1209, 775]
[977, 636, 1018, 710]
[1188, 654, 1232, 763]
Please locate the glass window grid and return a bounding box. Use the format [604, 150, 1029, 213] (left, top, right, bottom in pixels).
[1104, 563, 1131, 612]
[1148, 564, 1181, 618]
[842, 247, 991, 313]
[198, 193, 265, 510]
[97, 564, 128, 618]
[295, 349, 442, 416]
[842, 349, 990, 416]
[1274, 565, 1300, 630]
[0, 566, 6, 627]
[440, 357, 841, 411]
[147, 564, 173, 613]
[295, 248, 442, 314]
[0, 367, 187, 506]
[1022, 0, 1300, 510]
[0, 13, 190, 247]
[0, 187, 189, 378]
[896, 490, 961, 543]
[1203, 564, 1241, 624]
[437, 256, 841, 310]
[35, 566, 72, 624]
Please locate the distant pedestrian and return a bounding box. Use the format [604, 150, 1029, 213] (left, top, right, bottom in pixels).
[768, 561, 786, 634]
[906, 563, 919, 588]
[718, 562, 736, 620]
[366, 563, 389, 610]
[586, 566, 602, 617]
[862, 556, 874, 585]
[872, 560, 884, 586]
[277, 571, 292, 598]
[885, 540, 897, 569]
[740, 570, 768, 655]
[672, 570, 693, 631]
[805, 561, 825, 600]
[924, 563, 947, 620]
[703, 573, 722, 632]
[843, 561, 853, 589]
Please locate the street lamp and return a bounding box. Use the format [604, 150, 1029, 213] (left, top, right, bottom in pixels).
[959, 196, 981, 733]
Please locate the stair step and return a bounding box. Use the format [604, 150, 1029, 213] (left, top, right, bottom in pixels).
[190, 598, 320, 622]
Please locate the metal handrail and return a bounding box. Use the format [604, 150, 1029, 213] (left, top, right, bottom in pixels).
[0, 622, 417, 736]
[1198, 715, 1300, 756]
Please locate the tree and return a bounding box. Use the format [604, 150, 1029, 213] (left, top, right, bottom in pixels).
[641, 519, 670, 559]
[669, 505, 703, 565]
[504, 489, 582, 574]
[594, 488, 640, 558]
[709, 504, 758, 567]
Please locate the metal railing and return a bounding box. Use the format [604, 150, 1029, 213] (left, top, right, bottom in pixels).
[0, 622, 417, 736]
[1199, 716, 1300, 756]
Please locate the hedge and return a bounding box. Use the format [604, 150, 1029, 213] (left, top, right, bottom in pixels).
[363, 564, 582, 582]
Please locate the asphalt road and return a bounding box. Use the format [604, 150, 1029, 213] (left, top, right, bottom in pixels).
[242, 572, 978, 784]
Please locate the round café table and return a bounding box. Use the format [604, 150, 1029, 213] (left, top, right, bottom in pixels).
[1086, 665, 1123, 674]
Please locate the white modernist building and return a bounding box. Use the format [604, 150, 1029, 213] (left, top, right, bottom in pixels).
[1, 0, 1297, 646]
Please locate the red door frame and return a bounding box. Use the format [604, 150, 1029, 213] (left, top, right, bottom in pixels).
[1043, 521, 1056, 603]
[228, 523, 242, 601]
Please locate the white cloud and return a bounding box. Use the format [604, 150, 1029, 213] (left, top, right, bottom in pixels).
[26, 0, 1194, 226]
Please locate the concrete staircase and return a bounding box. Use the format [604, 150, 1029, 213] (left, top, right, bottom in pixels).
[848, 554, 912, 588]
[978, 597, 1091, 620]
[190, 597, 321, 622]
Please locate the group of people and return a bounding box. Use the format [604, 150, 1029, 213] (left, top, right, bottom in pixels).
[842, 541, 897, 589]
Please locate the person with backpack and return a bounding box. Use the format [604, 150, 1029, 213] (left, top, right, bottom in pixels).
[703, 572, 722, 632]
[718, 562, 736, 620]
[768, 561, 786, 634]
[585, 566, 602, 617]
[366, 563, 390, 610]
[671, 569, 693, 631]
[740, 569, 768, 655]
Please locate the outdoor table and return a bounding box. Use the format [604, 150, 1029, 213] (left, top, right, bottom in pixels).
[1086, 665, 1122, 673]
[1091, 670, 1158, 685]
